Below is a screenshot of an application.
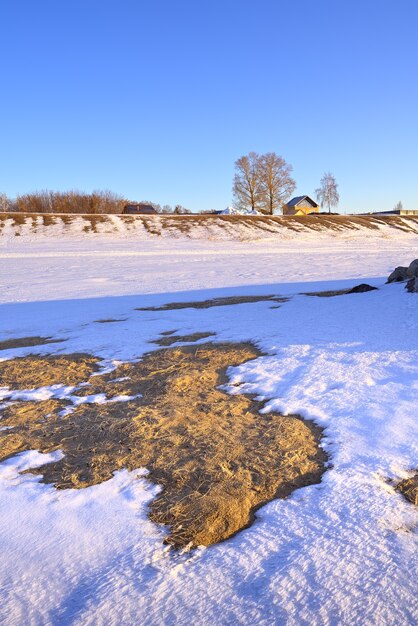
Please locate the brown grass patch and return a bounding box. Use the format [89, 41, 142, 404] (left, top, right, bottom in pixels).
[137, 295, 289, 311]
[0, 336, 66, 351]
[304, 289, 352, 298]
[2, 212, 418, 238]
[397, 474, 418, 506]
[303, 284, 377, 298]
[0, 344, 327, 548]
[0, 353, 99, 389]
[153, 332, 216, 346]
[94, 318, 127, 324]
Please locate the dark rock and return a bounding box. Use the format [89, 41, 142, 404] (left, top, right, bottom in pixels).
[347, 284, 378, 294]
[406, 277, 418, 293]
[407, 259, 418, 278]
[387, 266, 408, 283]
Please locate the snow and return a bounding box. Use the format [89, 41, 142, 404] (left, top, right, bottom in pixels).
[1, 222, 418, 625]
[220, 206, 260, 214]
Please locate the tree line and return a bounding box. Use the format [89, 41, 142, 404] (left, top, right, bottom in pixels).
[0, 162, 341, 216]
[0, 191, 192, 215]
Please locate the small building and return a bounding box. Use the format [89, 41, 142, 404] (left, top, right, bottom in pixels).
[123, 203, 157, 215]
[370, 209, 418, 216]
[283, 195, 320, 216]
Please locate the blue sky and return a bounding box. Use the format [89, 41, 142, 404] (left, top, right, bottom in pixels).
[1, 0, 417, 213]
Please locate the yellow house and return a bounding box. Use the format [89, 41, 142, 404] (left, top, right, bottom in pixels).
[283, 195, 320, 216]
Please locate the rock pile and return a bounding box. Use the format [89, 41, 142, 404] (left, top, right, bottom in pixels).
[387, 259, 418, 293]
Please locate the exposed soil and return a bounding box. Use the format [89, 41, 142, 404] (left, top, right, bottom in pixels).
[94, 318, 128, 324]
[397, 474, 418, 506]
[0, 353, 99, 389]
[0, 344, 327, 548]
[304, 289, 352, 297]
[304, 284, 377, 298]
[137, 295, 289, 311]
[0, 336, 66, 351]
[153, 332, 216, 346]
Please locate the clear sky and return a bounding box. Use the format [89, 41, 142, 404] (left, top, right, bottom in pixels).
[1, 0, 417, 213]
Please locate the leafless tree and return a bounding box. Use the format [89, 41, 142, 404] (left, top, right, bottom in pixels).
[259, 153, 296, 215]
[393, 201, 403, 212]
[174, 204, 191, 214]
[0, 193, 9, 212]
[15, 190, 127, 214]
[315, 172, 339, 213]
[232, 152, 263, 212]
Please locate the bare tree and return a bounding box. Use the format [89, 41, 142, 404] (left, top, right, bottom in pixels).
[259, 153, 296, 215]
[15, 190, 127, 214]
[315, 172, 339, 213]
[0, 193, 9, 212]
[233, 152, 263, 212]
[393, 201, 403, 212]
[174, 204, 191, 214]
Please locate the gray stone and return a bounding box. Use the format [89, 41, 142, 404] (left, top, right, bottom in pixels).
[387, 266, 408, 283]
[406, 277, 418, 293]
[407, 259, 418, 278]
[347, 283, 378, 294]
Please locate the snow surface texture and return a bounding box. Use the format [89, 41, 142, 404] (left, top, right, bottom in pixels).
[220, 207, 261, 215]
[1, 223, 418, 625]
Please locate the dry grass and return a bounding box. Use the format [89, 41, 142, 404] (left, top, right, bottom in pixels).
[0, 344, 327, 548]
[137, 295, 289, 311]
[0, 353, 99, 389]
[303, 284, 378, 298]
[2, 212, 418, 238]
[94, 318, 127, 324]
[304, 289, 351, 298]
[397, 474, 418, 506]
[0, 336, 66, 351]
[153, 332, 216, 346]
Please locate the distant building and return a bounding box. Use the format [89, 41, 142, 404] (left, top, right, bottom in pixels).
[367, 209, 418, 216]
[283, 195, 320, 216]
[123, 203, 157, 215]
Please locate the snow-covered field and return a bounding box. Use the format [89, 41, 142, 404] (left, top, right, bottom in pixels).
[1, 220, 418, 625]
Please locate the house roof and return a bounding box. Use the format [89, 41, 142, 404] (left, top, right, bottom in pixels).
[123, 203, 157, 214]
[286, 195, 318, 207]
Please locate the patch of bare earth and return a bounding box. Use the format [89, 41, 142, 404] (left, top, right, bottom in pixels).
[303, 284, 377, 298]
[0, 336, 66, 351]
[304, 289, 351, 298]
[94, 318, 127, 324]
[0, 344, 327, 548]
[0, 353, 99, 389]
[137, 295, 289, 311]
[397, 474, 418, 506]
[153, 332, 216, 346]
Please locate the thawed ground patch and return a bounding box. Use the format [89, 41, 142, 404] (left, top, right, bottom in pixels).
[0, 344, 327, 548]
[137, 294, 289, 311]
[0, 353, 99, 389]
[0, 336, 66, 351]
[303, 283, 378, 297]
[153, 331, 216, 346]
[398, 474, 418, 506]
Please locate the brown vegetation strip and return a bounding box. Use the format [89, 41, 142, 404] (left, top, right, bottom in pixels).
[94, 318, 128, 324]
[0, 353, 99, 389]
[137, 295, 289, 311]
[2, 212, 418, 237]
[0, 344, 327, 548]
[0, 336, 66, 351]
[153, 332, 216, 346]
[397, 474, 418, 506]
[303, 284, 378, 298]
